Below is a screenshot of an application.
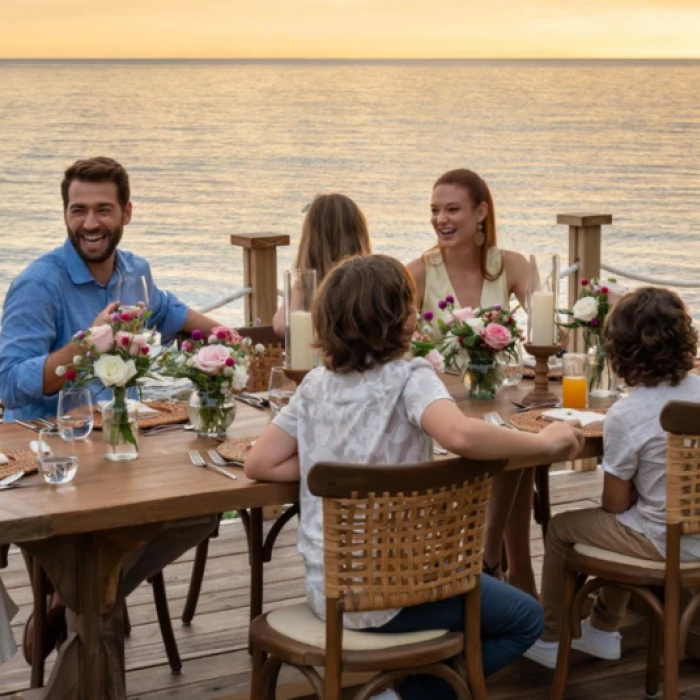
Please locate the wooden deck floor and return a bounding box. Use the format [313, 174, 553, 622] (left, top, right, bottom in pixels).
[3, 467, 700, 699]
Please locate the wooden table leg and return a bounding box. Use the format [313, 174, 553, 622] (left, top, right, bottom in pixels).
[249, 507, 264, 654]
[14, 525, 164, 700]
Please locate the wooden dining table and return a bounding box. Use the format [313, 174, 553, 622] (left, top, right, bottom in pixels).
[0, 375, 604, 700]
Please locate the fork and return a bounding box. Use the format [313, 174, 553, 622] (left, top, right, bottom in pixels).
[208, 450, 244, 467]
[484, 412, 518, 430]
[188, 450, 238, 481]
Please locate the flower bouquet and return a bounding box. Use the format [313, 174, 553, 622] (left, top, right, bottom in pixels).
[160, 327, 261, 438]
[419, 297, 523, 399]
[56, 304, 157, 461]
[559, 278, 626, 400]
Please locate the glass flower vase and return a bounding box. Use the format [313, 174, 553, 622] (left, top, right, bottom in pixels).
[188, 388, 237, 439]
[461, 356, 504, 400]
[102, 386, 139, 462]
[586, 336, 617, 407]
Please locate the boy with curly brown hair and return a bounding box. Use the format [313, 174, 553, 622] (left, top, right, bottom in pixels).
[527, 286, 700, 668]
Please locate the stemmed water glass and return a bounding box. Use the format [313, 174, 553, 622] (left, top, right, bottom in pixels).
[115, 274, 149, 312]
[268, 367, 296, 417]
[57, 387, 94, 441]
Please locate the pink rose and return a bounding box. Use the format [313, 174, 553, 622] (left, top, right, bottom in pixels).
[212, 326, 242, 344]
[452, 307, 478, 322]
[425, 349, 445, 373]
[481, 323, 512, 351]
[128, 333, 149, 357]
[192, 344, 231, 375]
[88, 325, 115, 353]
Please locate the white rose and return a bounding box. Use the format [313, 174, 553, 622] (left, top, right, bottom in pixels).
[207, 335, 218, 344]
[175, 354, 187, 366]
[465, 318, 484, 334]
[232, 364, 248, 391]
[93, 355, 138, 387]
[573, 296, 599, 322]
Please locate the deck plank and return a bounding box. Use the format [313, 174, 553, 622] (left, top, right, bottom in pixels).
[5, 468, 699, 699]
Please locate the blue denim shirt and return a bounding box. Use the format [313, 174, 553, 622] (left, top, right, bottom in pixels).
[0, 239, 190, 421]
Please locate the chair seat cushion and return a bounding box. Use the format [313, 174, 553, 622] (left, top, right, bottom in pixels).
[265, 603, 449, 651]
[573, 544, 700, 571]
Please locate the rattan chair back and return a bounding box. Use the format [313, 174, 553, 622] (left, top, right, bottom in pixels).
[237, 325, 284, 393]
[662, 400, 700, 535]
[308, 457, 507, 613]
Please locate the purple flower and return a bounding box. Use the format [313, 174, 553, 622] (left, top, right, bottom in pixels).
[494, 304, 501, 311]
[181, 340, 193, 352]
[591, 318, 601, 327]
[121, 312, 132, 322]
[76, 330, 86, 340]
[225, 356, 235, 367]
[111, 313, 120, 323]
[423, 310, 434, 321]
[85, 351, 92, 359]
[601, 286, 609, 294]
[445, 295, 455, 304]
[216, 330, 228, 340]
[438, 300, 447, 310]
[136, 310, 145, 318]
[191, 329, 203, 341]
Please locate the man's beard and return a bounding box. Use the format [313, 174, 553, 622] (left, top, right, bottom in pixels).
[67, 224, 123, 265]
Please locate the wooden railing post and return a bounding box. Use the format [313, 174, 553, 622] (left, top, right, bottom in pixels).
[230, 232, 290, 325]
[557, 213, 613, 352]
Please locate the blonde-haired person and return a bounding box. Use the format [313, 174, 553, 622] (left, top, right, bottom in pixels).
[272, 193, 371, 337]
[407, 168, 536, 596]
[247, 254, 584, 700]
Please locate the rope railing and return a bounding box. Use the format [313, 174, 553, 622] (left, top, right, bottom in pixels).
[197, 286, 252, 314]
[600, 263, 700, 288]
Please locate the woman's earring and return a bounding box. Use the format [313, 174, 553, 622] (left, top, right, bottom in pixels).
[474, 222, 485, 247]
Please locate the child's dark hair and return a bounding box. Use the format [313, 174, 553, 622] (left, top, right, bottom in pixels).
[312, 254, 416, 373]
[604, 287, 697, 387]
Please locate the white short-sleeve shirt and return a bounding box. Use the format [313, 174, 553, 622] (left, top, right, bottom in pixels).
[273, 358, 454, 629]
[602, 373, 700, 560]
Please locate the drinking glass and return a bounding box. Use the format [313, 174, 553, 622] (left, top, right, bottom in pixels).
[57, 387, 94, 440]
[498, 341, 524, 387]
[115, 274, 149, 312]
[37, 427, 78, 485]
[268, 367, 296, 417]
[562, 353, 588, 409]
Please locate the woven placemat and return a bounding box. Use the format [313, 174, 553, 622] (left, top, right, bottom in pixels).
[216, 435, 259, 463]
[523, 367, 564, 381]
[510, 407, 606, 438]
[0, 448, 38, 478]
[93, 401, 189, 430]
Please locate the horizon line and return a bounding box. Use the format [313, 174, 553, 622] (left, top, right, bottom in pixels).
[1, 56, 700, 62]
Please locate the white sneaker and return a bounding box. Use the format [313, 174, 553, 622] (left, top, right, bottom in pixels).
[524, 639, 559, 669]
[370, 690, 399, 700]
[571, 619, 621, 660]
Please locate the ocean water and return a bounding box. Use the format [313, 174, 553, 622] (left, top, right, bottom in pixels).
[1, 59, 699, 326]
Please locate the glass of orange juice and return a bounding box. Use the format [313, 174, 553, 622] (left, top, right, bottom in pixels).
[562, 353, 587, 409]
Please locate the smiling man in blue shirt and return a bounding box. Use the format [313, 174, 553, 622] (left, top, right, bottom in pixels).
[0, 156, 221, 421]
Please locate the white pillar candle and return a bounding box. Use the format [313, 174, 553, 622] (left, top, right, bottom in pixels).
[530, 291, 554, 345]
[290, 310, 315, 370]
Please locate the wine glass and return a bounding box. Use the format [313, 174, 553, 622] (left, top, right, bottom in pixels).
[57, 387, 94, 440]
[268, 367, 296, 417]
[115, 274, 149, 313]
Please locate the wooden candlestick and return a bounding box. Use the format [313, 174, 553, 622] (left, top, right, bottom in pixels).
[522, 343, 561, 406]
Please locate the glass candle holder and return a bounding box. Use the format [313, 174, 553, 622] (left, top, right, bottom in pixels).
[284, 269, 317, 371]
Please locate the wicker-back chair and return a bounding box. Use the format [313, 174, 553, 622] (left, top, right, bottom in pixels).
[181, 325, 295, 639]
[551, 400, 700, 700]
[250, 456, 507, 700]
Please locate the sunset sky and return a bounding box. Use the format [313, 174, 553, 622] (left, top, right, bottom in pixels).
[2, 0, 700, 59]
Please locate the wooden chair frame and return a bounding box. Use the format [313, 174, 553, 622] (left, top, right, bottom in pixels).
[551, 400, 700, 700]
[251, 456, 507, 700]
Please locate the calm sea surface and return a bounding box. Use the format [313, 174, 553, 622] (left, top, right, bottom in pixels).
[1, 59, 699, 326]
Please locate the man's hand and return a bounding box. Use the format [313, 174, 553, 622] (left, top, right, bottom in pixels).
[539, 421, 585, 462]
[91, 301, 120, 328]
